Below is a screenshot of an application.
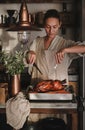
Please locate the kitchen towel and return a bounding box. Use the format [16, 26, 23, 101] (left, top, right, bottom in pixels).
[6, 91, 30, 130]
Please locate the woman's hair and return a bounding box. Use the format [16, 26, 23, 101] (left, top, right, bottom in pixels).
[43, 9, 61, 24]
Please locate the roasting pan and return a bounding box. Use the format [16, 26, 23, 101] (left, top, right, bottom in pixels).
[28, 90, 73, 101]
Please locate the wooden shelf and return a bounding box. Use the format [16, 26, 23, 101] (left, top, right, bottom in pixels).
[0, 24, 8, 28]
[0, 0, 73, 4]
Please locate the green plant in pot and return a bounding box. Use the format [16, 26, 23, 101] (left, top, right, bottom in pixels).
[3, 51, 25, 97]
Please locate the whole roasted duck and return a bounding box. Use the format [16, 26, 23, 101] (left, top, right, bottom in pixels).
[33, 79, 66, 92]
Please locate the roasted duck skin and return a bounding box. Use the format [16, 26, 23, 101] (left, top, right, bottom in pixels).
[34, 80, 65, 92]
[34, 80, 53, 92]
[52, 80, 64, 90]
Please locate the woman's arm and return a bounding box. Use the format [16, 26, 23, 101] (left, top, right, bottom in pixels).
[26, 50, 36, 64]
[64, 45, 85, 53]
[25, 38, 38, 64]
[55, 45, 85, 64]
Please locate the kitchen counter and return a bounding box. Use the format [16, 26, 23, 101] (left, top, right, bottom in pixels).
[0, 101, 77, 111]
[0, 101, 78, 130]
[30, 101, 77, 109]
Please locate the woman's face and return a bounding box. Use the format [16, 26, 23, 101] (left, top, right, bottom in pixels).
[44, 17, 61, 38]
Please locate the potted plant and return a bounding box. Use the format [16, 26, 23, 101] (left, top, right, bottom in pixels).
[2, 51, 25, 97]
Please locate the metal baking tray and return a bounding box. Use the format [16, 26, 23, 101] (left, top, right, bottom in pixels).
[28, 92, 73, 101]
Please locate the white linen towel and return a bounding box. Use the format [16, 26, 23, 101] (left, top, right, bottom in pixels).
[6, 92, 30, 130]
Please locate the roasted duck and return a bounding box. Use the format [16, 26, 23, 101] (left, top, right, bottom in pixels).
[33, 79, 66, 92]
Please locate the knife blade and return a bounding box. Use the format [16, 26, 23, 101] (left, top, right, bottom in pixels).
[33, 63, 43, 75]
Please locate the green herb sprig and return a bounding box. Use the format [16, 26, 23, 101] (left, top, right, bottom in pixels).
[2, 51, 25, 76]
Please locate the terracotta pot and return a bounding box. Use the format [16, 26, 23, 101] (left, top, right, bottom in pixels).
[10, 74, 21, 97]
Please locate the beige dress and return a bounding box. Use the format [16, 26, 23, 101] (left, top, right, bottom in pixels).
[29, 35, 81, 86]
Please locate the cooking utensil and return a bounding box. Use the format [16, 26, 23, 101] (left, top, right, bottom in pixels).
[33, 63, 43, 75]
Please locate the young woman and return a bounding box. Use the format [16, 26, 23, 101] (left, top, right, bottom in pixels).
[26, 9, 85, 86]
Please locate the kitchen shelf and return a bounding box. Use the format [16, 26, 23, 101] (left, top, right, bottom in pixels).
[0, 0, 73, 4]
[0, 24, 8, 28]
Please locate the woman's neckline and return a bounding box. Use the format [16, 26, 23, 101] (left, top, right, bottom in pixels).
[44, 36, 56, 49]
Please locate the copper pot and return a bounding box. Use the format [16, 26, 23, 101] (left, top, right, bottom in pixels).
[10, 74, 21, 97]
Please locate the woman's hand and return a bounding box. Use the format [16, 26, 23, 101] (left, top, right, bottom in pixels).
[27, 51, 36, 64]
[55, 49, 66, 64]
